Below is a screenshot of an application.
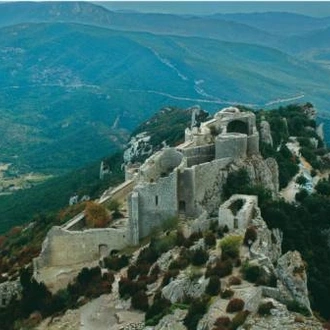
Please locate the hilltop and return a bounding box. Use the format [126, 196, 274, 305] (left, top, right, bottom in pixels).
[1, 103, 330, 329]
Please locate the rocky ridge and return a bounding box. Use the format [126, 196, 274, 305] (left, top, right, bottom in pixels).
[37, 195, 322, 330]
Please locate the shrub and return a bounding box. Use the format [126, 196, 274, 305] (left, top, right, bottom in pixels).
[258, 301, 274, 315]
[243, 226, 257, 247]
[176, 230, 186, 246]
[145, 295, 171, 326]
[230, 310, 249, 330]
[221, 288, 234, 299]
[85, 201, 111, 228]
[295, 189, 309, 202]
[191, 248, 209, 266]
[103, 254, 129, 271]
[161, 269, 179, 287]
[131, 290, 149, 312]
[150, 264, 160, 277]
[205, 275, 221, 296]
[214, 316, 231, 328]
[169, 259, 181, 270]
[127, 264, 139, 280]
[162, 216, 178, 231]
[188, 231, 203, 244]
[241, 262, 261, 283]
[220, 236, 242, 260]
[118, 277, 134, 298]
[226, 298, 245, 313]
[183, 297, 209, 330]
[228, 276, 241, 286]
[205, 260, 233, 278]
[137, 246, 158, 265]
[204, 231, 217, 247]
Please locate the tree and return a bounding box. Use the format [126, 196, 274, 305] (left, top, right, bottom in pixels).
[296, 175, 307, 187]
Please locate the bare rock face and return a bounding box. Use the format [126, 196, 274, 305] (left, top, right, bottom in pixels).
[276, 251, 311, 315]
[244, 299, 323, 330]
[260, 120, 273, 147]
[161, 273, 209, 304]
[152, 308, 186, 330]
[233, 154, 279, 196]
[250, 208, 282, 264]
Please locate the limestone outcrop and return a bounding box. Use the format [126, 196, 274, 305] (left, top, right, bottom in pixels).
[276, 251, 311, 315]
[161, 273, 209, 304]
[243, 299, 322, 330]
[260, 120, 273, 147]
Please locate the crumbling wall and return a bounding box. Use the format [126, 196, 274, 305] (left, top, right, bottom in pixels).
[218, 194, 258, 230]
[34, 226, 130, 269]
[128, 171, 178, 239]
[138, 148, 183, 183]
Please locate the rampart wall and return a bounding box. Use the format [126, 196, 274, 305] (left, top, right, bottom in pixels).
[34, 226, 130, 269]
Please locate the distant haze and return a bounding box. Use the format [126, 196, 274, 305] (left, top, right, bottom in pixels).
[96, 1, 330, 17]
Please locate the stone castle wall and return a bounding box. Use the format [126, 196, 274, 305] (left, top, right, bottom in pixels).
[182, 144, 215, 167]
[128, 171, 178, 239]
[138, 148, 183, 183]
[218, 194, 258, 230]
[215, 133, 247, 160]
[34, 226, 130, 269]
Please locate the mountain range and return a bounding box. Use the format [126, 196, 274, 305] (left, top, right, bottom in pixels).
[0, 1, 330, 175]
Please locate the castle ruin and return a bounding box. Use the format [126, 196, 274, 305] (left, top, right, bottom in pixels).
[33, 107, 278, 285]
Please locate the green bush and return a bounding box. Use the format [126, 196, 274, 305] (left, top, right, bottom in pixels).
[183, 296, 209, 330]
[241, 262, 262, 283]
[220, 235, 242, 260]
[191, 247, 209, 266]
[162, 216, 179, 231]
[205, 275, 221, 296]
[145, 294, 171, 326]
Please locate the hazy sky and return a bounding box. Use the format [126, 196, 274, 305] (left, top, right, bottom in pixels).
[96, 1, 330, 17]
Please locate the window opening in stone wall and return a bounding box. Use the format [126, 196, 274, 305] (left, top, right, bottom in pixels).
[155, 195, 158, 206]
[234, 217, 238, 229]
[179, 200, 186, 213]
[2, 298, 6, 306]
[99, 244, 109, 258]
[227, 120, 249, 134]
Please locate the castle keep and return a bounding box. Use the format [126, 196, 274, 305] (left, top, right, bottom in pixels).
[34, 107, 278, 284]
